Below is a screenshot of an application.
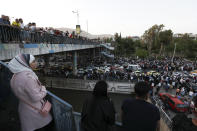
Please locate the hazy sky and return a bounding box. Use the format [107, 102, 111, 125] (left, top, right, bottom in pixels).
[1, 0, 197, 36]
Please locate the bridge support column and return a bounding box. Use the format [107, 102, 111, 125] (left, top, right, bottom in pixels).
[73, 51, 77, 75]
[93, 48, 96, 58]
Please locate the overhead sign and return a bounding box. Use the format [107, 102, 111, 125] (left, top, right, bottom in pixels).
[76, 25, 81, 34]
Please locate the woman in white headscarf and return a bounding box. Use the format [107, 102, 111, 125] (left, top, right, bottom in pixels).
[9, 54, 52, 131]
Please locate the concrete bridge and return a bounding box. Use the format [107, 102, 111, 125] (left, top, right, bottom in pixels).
[0, 43, 101, 61]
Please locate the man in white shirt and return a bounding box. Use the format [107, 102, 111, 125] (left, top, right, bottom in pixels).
[19, 18, 24, 29]
[30, 23, 36, 32]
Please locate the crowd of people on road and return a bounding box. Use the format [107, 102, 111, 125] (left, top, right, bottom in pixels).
[37, 55, 197, 130]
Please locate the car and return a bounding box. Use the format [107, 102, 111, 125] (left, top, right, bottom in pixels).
[147, 70, 160, 76]
[126, 64, 141, 72]
[159, 93, 189, 113]
[172, 72, 182, 76]
[186, 83, 197, 93]
[190, 70, 197, 74]
[134, 70, 142, 76]
[77, 68, 85, 74]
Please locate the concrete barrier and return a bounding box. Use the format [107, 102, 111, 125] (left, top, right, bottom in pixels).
[44, 77, 135, 94]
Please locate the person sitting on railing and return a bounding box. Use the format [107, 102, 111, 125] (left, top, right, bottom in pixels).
[172, 95, 197, 131]
[121, 81, 160, 131]
[12, 19, 20, 27]
[8, 54, 53, 131]
[81, 80, 116, 131]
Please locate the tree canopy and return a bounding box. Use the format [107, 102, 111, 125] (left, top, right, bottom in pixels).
[114, 24, 197, 59]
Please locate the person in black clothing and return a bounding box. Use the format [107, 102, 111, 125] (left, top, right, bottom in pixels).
[172, 95, 197, 131]
[121, 81, 160, 131]
[81, 80, 115, 131]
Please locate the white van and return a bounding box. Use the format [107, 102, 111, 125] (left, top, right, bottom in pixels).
[127, 64, 141, 71]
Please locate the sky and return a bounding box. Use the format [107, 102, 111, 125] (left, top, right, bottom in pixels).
[0, 0, 197, 36]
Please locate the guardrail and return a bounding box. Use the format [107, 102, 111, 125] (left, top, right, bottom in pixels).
[47, 91, 122, 131]
[42, 78, 135, 93]
[0, 24, 100, 45]
[151, 96, 172, 130]
[47, 91, 76, 131]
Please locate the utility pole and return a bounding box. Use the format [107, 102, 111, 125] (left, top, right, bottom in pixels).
[72, 10, 79, 25]
[172, 43, 177, 63]
[87, 20, 88, 34]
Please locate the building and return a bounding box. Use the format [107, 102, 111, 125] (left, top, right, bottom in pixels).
[174, 33, 197, 40]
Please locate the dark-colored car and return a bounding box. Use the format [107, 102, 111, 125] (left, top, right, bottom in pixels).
[185, 83, 197, 93]
[189, 83, 197, 93]
[159, 93, 189, 113]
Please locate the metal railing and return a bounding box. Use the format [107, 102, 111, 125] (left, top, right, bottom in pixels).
[47, 91, 122, 131]
[47, 91, 76, 131]
[0, 24, 100, 45]
[151, 96, 173, 130]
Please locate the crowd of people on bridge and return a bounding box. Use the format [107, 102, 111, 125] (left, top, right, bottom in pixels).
[0, 14, 100, 44]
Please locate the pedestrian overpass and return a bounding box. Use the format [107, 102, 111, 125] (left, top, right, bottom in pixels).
[0, 43, 100, 61]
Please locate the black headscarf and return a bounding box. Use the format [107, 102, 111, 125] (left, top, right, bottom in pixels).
[93, 80, 108, 97]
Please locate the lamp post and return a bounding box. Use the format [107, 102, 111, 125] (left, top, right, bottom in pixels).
[72, 10, 79, 25]
[171, 43, 177, 63]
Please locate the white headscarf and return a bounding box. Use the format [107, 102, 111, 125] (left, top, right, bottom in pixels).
[8, 54, 35, 74]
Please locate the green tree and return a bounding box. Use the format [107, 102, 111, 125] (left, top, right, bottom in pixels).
[142, 24, 164, 54]
[135, 49, 148, 58]
[159, 30, 173, 55]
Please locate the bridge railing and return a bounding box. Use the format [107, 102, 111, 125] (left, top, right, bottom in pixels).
[151, 96, 172, 131]
[0, 24, 100, 45]
[47, 91, 76, 131]
[47, 91, 122, 131]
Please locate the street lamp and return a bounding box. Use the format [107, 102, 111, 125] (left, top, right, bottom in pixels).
[72, 10, 79, 25]
[171, 43, 177, 63]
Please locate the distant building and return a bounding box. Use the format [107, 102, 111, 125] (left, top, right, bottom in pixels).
[173, 33, 183, 38]
[174, 33, 197, 40]
[127, 36, 140, 41]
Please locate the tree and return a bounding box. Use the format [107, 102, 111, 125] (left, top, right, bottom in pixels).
[114, 33, 136, 57]
[159, 30, 173, 55]
[142, 24, 164, 54]
[174, 34, 197, 58]
[135, 49, 148, 58]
